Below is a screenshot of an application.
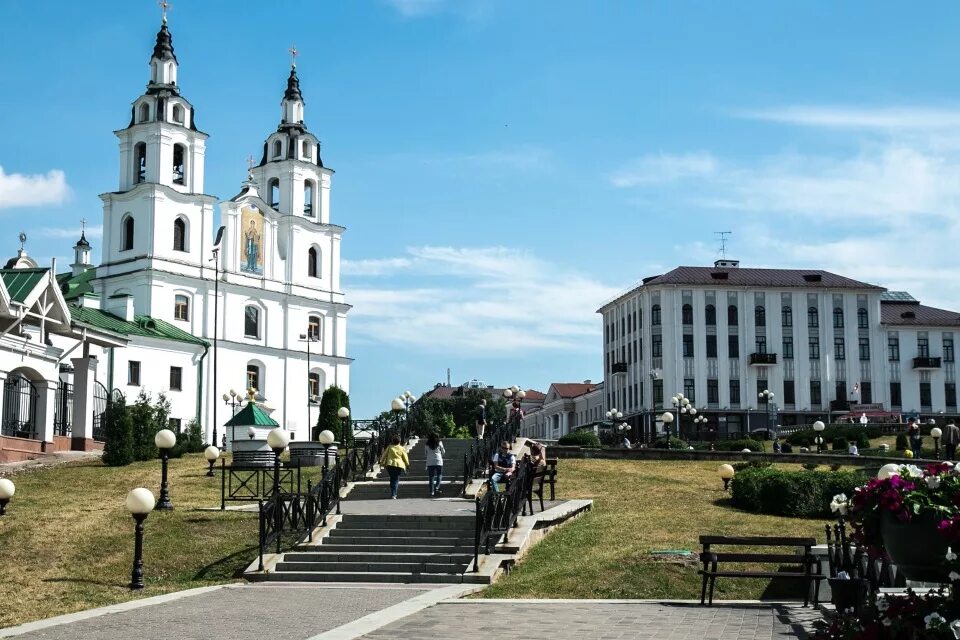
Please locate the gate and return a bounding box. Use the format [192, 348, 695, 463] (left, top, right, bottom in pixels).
[2, 374, 38, 439]
[92, 381, 108, 442]
[54, 381, 73, 437]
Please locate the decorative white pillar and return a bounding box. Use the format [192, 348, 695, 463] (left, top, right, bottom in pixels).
[35, 379, 57, 447]
[71, 356, 98, 449]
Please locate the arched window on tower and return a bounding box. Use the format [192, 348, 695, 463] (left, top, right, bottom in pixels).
[172, 144, 185, 185]
[308, 247, 319, 278]
[244, 306, 260, 338]
[302, 141, 312, 160]
[272, 140, 282, 159]
[303, 181, 314, 216]
[309, 372, 320, 399]
[174, 294, 189, 321]
[134, 142, 147, 184]
[268, 179, 280, 208]
[138, 103, 150, 123]
[121, 215, 135, 251]
[172, 104, 184, 124]
[308, 315, 321, 340]
[173, 217, 186, 252]
[246, 363, 261, 394]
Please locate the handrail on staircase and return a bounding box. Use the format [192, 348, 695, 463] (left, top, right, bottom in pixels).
[461, 418, 519, 495]
[471, 455, 532, 573]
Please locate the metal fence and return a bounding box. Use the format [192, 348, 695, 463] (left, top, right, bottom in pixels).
[54, 381, 73, 437]
[1, 374, 38, 439]
[220, 462, 302, 510]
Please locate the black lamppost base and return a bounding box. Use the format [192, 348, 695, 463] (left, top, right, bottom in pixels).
[206, 460, 216, 477]
[722, 479, 731, 491]
[156, 452, 173, 511]
[129, 513, 148, 590]
[0, 499, 7, 516]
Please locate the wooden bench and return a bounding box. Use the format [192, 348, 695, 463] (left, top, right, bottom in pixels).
[698, 535, 824, 606]
[527, 458, 558, 513]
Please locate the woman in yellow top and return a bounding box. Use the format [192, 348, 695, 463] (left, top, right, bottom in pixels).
[379, 435, 410, 499]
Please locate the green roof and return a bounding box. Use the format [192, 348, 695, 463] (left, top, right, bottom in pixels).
[224, 402, 279, 427]
[1, 268, 48, 304]
[69, 306, 209, 347]
[57, 268, 97, 301]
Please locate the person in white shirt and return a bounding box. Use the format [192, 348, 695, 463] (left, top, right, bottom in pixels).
[848, 442, 859, 456]
[425, 432, 445, 496]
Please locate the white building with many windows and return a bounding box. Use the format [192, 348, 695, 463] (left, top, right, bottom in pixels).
[56, 18, 350, 445]
[598, 260, 960, 442]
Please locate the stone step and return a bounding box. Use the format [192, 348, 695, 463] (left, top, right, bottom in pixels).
[312, 543, 473, 554]
[328, 528, 472, 538]
[284, 551, 473, 563]
[260, 571, 488, 584]
[276, 560, 469, 573]
[337, 516, 473, 529]
[346, 485, 458, 499]
[323, 535, 471, 546]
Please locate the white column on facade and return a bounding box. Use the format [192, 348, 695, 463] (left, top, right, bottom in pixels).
[71, 356, 97, 443]
[35, 379, 57, 445]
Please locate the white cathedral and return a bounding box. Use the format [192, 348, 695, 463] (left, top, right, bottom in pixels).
[0, 16, 351, 456]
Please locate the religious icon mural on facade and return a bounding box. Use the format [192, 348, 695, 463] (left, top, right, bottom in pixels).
[240, 206, 264, 274]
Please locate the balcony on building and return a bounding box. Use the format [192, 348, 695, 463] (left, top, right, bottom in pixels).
[611, 362, 628, 374]
[912, 356, 942, 370]
[748, 352, 778, 366]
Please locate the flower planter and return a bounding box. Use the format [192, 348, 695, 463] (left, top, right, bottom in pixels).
[828, 577, 868, 615]
[881, 510, 951, 583]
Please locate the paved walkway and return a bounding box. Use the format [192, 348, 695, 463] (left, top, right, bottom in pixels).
[1, 586, 823, 639]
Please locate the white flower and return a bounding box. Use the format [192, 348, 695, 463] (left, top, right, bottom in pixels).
[926, 612, 946, 629]
[950, 571, 960, 582]
[953, 462, 960, 476]
[950, 619, 960, 639]
[948, 548, 957, 562]
[830, 493, 850, 515]
[905, 464, 924, 478]
[927, 476, 943, 489]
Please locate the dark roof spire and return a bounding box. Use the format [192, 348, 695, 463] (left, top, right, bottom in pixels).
[152, 22, 178, 63]
[284, 66, 303, 103]
[75, 232, 90, 249]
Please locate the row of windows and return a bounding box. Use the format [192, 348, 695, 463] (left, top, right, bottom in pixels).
[129, 360, 325, 401]
[133, 142, 186, 186]
[266, 178, 318, 217]
[271, 139, 316, 163]
[137, 102, 185, 125]
[633, 333, 873, 361]
[886, 336, 955, 362]
[120, 215, 324, 279]
[173, 297, 323, 342]
[625, 304, 872, 332]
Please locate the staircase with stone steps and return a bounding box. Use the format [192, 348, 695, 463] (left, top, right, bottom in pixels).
[261, 514, 485, 583]
[346, 438, 474, 499]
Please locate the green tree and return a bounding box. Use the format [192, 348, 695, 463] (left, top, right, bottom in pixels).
[171, 420, 205, 458]
[130, 390, 158, 461]
[102, 397, 133, 466]
[314, 385, 351, 445]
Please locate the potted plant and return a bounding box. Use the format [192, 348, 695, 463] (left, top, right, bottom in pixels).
[840, 463, 960, 583]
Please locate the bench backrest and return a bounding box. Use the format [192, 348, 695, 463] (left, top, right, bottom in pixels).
[699, 535, 815, 547]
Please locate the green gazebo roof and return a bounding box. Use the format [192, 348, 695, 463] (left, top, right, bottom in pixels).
[224, 402, 279, 427]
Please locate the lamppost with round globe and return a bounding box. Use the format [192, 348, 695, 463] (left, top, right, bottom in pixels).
[154, 429, 177, 510]
[671, 394, 697, 440]
[266, 428, 290, 496]
[504, 386, 526, 430]
[337, 406, 350, 446]
[390, 397, 405, 435]
[616, 421, 631, 446]
[204, 445, 220, 477]
[318, 429, 336, 470]
[247, 426, 257, 440]
[932, 426, 943, 459]
[126, 488, 155, 590]
[718, 464, 735, 491]
[812, 420, 826, 454]
[660, 411, 674, 448]
[694, 414, 708, 437]
[606, 408, 623, 444]
[0, 478, 14, 515]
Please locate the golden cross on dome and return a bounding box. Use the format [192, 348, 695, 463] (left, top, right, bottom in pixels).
[158, 0, 170, 23]
[289, 44, 298, 68]
[80, 218, 87, 233]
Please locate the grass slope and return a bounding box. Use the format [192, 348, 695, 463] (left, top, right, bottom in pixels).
[0, 454, 267, 628]
[480, 459, 834, 600]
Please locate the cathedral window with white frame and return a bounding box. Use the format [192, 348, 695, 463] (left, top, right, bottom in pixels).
[173, 217, 187, 251]
[134, 142, 147, 184]
[308, 247, 319, 278]
[244, 305, 260, 338]
[174, 294, 189, 321]
[121, 214, 135, 251]
[303, 180, 314, 216]
[172, 104, 184, 124]
[138, 103, 150, 123]
[302, 140, 312, 160]
[246, 364, 261, 394]
[308, 314, 321, 341]
[172, 143, 185, 185]
[272, 140, 282, 159]
[268, 178, 280, 208]
[309, 372, 320, 399]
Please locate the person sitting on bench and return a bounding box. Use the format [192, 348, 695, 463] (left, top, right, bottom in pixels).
[489, 441, 516, 493]
[529, 442, 547, 470]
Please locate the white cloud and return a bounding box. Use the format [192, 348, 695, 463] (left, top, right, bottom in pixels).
[343, 257, 414, 276]
[32, 225, 103, 240]
[738, 105, 960, 131]
[609, 152, 717, 187]
[0, 166, 70, 209]
[345, 246, 621, 355]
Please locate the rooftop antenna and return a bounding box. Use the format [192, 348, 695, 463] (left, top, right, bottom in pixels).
[714, 231, 732, 259]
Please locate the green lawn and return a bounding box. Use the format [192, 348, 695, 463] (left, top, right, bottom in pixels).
[0, 453, 281, 628]
[479, 458, 836, 600]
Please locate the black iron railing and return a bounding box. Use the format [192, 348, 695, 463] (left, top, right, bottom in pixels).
[472, 456, 532, 572]
[913, 356, 942, 369]
[257, 460, 343, 571]
[220, 461, 302, 510]
[824, 520, 898, 599]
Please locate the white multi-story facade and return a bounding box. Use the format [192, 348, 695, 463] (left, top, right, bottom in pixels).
[521, 382, 604, 440]
[598, 260, 960, 441]
[58, 18, 350, 444]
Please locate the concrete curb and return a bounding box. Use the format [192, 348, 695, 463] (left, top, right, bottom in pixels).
[0, 585, 228, 637]
[308, 584, 485, 640]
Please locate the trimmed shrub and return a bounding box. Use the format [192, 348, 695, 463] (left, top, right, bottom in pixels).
[558, 430, 601, 447]
[102, 398, 133, 466]
[895, 433, 909, 451]
[832, 436, 849, 451]
[786, 425, 877, 447]
[714, 438, 765, 452]
[170, 420, 205, 458]
[315, 386, 351, 445]
[651, 436, 689, 450]
[732, 460, 772, 472]
[730, 466, 868, 518]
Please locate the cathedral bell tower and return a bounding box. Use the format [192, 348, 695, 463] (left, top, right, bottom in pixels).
[249, 49, 333, 224]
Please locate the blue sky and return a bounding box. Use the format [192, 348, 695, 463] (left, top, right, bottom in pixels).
[3, 1, 960, 417]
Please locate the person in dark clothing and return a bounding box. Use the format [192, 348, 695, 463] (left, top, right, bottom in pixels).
[475, 399, 487, 440]
[945, 421, 960, 460]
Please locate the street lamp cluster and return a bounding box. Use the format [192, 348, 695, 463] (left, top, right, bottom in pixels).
[660, 393, 698, 448]
[813, 420, 825, 453]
